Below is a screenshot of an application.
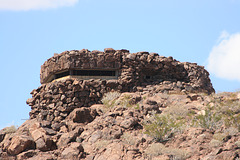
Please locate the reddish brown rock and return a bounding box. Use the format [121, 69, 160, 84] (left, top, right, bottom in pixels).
[17, 150, 37, 160]
[120, 117, 138, 129]
[61, 142, 84, 159]
[27, 152, 56, 160]
[7, 135, 35, 155]
[1, 49, 226, 160]
[66, 107, 98, 124]
[57, 127, 83, 148]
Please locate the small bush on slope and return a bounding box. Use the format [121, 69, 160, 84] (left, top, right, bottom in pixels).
[2, 125, 17, 134]
[164, 105, 191, 119]
[101, 91, 121, 109]
[210, 92, 240, 130]
[192, 108, 223, 130]
[102, 92, 142, 111]
[143, 113, 184, 142]
[144, 143, 190, 160]
[114, 94, 134, 108]
[143, 92, 240, 144]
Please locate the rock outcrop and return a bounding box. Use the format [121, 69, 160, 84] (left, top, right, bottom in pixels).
[3, 49, 235, 160]
[1, 91, 240, 160]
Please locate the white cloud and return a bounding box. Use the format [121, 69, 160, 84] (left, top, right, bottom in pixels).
[207, 31, 240, 81]
[0, 0, 79, 11]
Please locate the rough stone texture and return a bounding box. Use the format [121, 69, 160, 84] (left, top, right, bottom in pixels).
[1, 48, 227, 160]
[27, 49, 214, 126]
[2, 91, 240, 159]
[40, 48, 214, 94]
[17, 150, 37, 160]
[57, 126, 83, 148]
[66, 107, 98, 123]
[7, 135, 35, 155]
[0, 132, 6, 143]
[61, 142, 84, 159]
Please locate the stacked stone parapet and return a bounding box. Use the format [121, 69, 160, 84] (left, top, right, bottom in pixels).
[40, 48, 214, 94]
[28, 48, 215, 122]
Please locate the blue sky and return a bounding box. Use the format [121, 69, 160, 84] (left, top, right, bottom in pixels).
[1, 0, 240, 129]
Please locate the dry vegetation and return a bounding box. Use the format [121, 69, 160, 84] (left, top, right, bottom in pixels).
[2, 125, 17, 134]
[144, 143, 190, 160]
[100, 91, 240, 159]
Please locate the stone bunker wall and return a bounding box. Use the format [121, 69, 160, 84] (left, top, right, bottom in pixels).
[28, 48, 214, 124]
[40, 48, 122, 83]
[40, 48, 214, 93]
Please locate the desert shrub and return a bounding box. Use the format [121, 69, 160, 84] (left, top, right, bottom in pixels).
[208, 93, 240, 131]
[144, 143, 166, 158]
[214, 96, 240, 116]
[102, 92, 140, 110]
[115, 94, 133, 108]
[3, 125, 17, 134]
[144, 143, 189, 160]
[164, 105, 190, 119]
[115, 93, 143, 109]
[192, 108, 223, 130]
[101, 91, 121, 108]
[222, 112, 240, 131]
[144, 113, 184, 142]
[165, 148, 190, 160]
[143, 110, 158, 126]
[134, 102, 141, 110]
[219, 102, 240, 115]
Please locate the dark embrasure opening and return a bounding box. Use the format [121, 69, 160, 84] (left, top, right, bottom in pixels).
[54, 70, 116, 80]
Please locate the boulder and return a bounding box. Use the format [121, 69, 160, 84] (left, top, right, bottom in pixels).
[57, 127, 83, 148]
[120, 117, 138, 129]
[7, 135, 35, 155]
[27, 152, 56, 160]
[17, 150, 37, 160]
[67, 107, 97, 124]
[94, 142, 124, 160]
[61, 142, 84, 159]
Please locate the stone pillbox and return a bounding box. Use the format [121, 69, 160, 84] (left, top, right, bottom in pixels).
[2, 48, 235, 160]
[28, 48, 214, 122]
[40, 48, 214, 94]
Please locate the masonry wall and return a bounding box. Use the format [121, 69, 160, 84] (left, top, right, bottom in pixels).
[40, 48, 214, 93]
[27, 79, 111, 123]
[40, 48, 122, 83]
[28, 48, 215, 124]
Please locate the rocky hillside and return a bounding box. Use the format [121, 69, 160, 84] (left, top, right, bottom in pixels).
[0, 80, 240, 159]
[0, 49, 237, 160]
[40, 48, 214, 94]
